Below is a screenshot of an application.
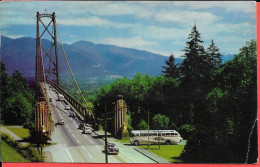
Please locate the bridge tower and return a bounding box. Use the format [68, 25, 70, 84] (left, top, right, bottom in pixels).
[36, 11, 59, 87]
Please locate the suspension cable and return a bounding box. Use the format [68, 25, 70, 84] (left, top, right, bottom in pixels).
[56, 27, 95, 123]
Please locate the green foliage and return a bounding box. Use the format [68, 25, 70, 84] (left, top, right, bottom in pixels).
[162, 53, 180, 79]
[180, 24, 208, 87]
[137, 119, 149, 130]
[206, 40, 222, 73]
[0, 65, 35, 125]
[152, 114, 169, 130]
[1, 133, 44, 162]
[1, 140, 30, 162]
[180, 39, 257, 163]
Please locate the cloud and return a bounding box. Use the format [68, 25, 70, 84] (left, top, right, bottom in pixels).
[173, 1, 256, 13]
[101, 36, 157, 49]
[154, 10, 219, 27]
[129, 26, 190, 40]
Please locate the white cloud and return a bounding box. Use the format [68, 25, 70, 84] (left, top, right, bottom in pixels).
[57, 17, 111, 27]
[131, 25, 188, 40]
[101, 36, 157, 49]
[154, 10, 219, 27]
[173, 1, 256, 13]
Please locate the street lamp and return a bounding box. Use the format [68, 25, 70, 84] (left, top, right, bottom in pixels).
[138, 107, 150, 150]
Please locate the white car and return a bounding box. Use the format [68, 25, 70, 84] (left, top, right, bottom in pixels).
[83, 126, 92, 134]
[58, 118, 64, 125]
[65, 105, 70, 110]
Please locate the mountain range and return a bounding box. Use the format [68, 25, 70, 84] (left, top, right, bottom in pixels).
[1, 36, 234, 80]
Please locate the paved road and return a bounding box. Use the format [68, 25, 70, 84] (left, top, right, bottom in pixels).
[43, 83, 155, 163]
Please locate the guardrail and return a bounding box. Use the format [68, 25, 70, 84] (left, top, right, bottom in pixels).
[47, 81, 87, 120]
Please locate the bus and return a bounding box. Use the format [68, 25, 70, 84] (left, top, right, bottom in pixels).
[129, 130, 183, 145]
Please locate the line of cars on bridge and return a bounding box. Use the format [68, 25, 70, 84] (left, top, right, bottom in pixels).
[50, 86, 183, 155]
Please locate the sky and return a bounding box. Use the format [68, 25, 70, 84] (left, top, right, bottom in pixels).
[0, 1, 256, 57]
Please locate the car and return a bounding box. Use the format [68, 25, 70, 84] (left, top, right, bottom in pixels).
[104, 143, 119, 155]
[78, 122, 85, 129]
[49, 97, 53, 102]
[65, 105, 70, 110]
[58, 118, 64, 125]
[69, 111, 76, 118]
[83, 126, 92, 134]
[58, 94, 65, 101]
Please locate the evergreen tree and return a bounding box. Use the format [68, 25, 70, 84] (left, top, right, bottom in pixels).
[206, 40, 222, 73]
[162, 53, 180, 79]
[180, 24, 208, 87]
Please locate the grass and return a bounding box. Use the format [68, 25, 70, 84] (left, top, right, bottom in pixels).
[139, 144, 185, 163]
[1, 140, 30, 162]
[115, 139, 130, 143]
[6, 126, 30, 138]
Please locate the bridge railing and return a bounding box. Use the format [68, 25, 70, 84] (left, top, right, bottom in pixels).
[47, 81, 87, 120]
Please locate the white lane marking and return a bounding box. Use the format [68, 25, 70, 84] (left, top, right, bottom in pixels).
[80, 145, 93, 159]
[76, 139, 80, 143]
[65, 125, 68, 128]
[95, 145, 100, 150]
[72, 134, 75, 138]
[88, 153, 93, 159]
[88, 139, 94, 144]
[66, 148, 74, 162]
[51, 152, 56, 162]
[81, 145, 86, 150]
[68, 129, 72, 133]
[73, 121, 76, 125]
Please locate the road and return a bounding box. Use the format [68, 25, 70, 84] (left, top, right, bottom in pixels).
[43, 83, 155, 163]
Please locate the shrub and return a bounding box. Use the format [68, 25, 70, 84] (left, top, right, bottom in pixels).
[1, 133, 44, 162]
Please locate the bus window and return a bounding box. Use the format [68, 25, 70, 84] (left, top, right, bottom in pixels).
[166, 133, 170, 136]
[130, 133, 135, 137]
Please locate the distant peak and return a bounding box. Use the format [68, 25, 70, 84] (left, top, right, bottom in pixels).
[71, 40, 95, 46]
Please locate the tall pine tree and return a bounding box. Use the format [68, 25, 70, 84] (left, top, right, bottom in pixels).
[162, 53, 180, 79]
[180, 24, 208, 88]
[206, 40, 222, 73]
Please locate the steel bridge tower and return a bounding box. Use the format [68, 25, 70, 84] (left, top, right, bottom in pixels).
[36, 12, 59, 87]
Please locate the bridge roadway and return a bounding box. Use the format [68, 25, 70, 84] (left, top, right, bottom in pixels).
[42, 82, 155, 163]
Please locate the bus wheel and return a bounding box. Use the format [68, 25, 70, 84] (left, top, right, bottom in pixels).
[165, 140, 171, 145]
[134, 141, 139, 146]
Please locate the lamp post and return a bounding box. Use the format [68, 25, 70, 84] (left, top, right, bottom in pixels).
[138, 107, 150, 150]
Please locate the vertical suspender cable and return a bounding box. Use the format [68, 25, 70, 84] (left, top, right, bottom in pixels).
[56, 27, 95, 123]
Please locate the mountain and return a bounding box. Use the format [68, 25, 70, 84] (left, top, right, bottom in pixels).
[0, 36, 234, 81]
[1, 36, 173, 80]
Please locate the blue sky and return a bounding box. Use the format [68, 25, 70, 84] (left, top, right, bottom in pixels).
[1, 1, 256, 57]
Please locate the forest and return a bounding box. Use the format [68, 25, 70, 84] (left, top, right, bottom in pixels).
[0, 63, 35, 126]
[93, 25, 257, 163]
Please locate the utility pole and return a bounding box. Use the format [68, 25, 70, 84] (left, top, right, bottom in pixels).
[104, 104, 108, 163]
[138, 107, 150, 150]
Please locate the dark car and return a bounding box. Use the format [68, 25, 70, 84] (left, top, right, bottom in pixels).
[69, 111, 76, 118]
[104, 143, 119, 155]
[78, 122, 85, 129]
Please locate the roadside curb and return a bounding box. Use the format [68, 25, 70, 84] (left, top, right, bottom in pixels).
[133, 147, 160, 163]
